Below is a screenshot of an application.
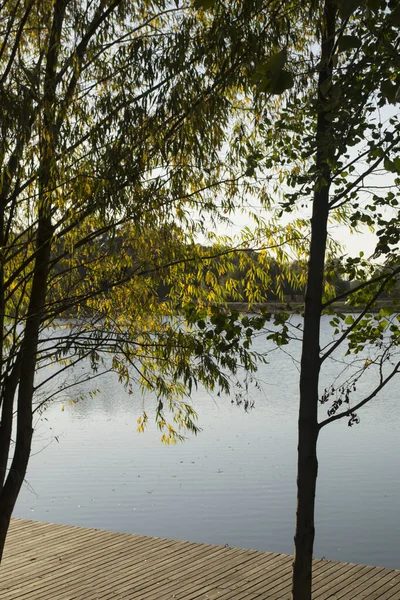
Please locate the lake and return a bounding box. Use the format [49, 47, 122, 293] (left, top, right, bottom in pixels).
[14, 315, 400, 569]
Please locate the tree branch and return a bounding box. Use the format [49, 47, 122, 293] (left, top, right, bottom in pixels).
[319, 360, 400, 429]
[320, 268, 400, 364]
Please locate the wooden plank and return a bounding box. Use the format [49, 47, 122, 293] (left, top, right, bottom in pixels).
[13, 536, 187, 600]
[372, 580, 400, 600]
[82, 545, 250, 600]
[314, 563, 373, 599]
[348, 570, 400, 600]
[62, 540, 227, 599]
[3, 525, 104, 567]
[194, 554, 294, 600]
[257, 559, 343, 600]
[3, 535, 195, 600]
[2, 531, 161, 588]
[4, 520, 104, 558]
[123, 548, 263, 600]
[323, 565, 386, 599]
[90, 548, 279, 600]
[1, 519, 400, 600]
[56, 546, 223, 600]
[8, 532, 230, 600]
[184, 549, 284, 590]
[1, 526, 161, 583]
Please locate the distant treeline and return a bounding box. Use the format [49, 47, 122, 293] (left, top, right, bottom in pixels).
[51, 231, 400, 311]
[157, 248, 353, 304]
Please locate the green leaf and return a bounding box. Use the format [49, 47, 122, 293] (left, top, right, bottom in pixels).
[381, 79, 397, 103]
[379, 307, 394, 318]
[193, 0, 215, 9]
[337, 35, 360, 52]
[245, 166, 255, 176]
[319, 78, 332, 97]
[263, 49, 287, 75]
[384, 157, 395, 172]
[345, 315, 354, 325]
[331, 84, 342, 103]
[260, 70, 294, 95]
[367, 0, 381, 13]
[339, 0, 362, 20]
[390, 4, 400, 27]
[393, 157, 400, 173]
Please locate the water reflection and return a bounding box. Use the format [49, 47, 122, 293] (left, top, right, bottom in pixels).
[15, 315, 400, 570]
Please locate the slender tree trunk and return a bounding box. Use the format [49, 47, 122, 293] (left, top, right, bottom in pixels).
[0, 372, 21, 489]
[0, 213, 54, 561]
[0, 0, 66, 562]
[292, 1, 337, 599]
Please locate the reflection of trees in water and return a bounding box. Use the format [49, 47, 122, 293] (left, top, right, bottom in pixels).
[33, 317, 400, 429]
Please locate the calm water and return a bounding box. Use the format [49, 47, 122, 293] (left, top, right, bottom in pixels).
[14, 316, 400, 569]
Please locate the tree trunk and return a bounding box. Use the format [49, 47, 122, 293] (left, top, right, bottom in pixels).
[0, 0, 66, 562]
[292, 181, 328, 599]
[0, 226, 54, 565]
[292, 1, 337, 598]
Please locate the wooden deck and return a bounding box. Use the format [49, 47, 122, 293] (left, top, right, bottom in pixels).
[1, 519, 400, 599]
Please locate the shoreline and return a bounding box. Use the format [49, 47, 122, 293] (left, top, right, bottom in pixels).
[226, 300, 397, 314]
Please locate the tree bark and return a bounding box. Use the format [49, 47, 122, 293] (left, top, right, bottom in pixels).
[292, 1, 337, 599]
[0, 0, 66, 562]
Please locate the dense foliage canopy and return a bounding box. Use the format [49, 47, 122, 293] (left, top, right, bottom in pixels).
[1, 2, 400, 599]
[0, 0, 308, 560]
